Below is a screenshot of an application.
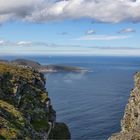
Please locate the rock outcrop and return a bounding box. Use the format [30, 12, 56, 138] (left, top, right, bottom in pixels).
[109, 72, 140, 140]
[0, 63, 71, 139]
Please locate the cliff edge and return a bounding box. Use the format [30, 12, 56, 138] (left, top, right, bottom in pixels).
[109, 72, 140, 140]
[0, 63, 70, 139]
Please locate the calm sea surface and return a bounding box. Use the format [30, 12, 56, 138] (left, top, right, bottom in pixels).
[1, 56, 140, 140]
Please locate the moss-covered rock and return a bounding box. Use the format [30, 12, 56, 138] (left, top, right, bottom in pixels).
[0, 63, 70, 140]
[49, 123, 71, 139]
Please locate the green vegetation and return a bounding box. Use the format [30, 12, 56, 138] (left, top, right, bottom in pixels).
[0, 63, 35, 80]
[0, 63, 70, 139]
[0, 116, 20, 139]
[31, 118, 49, 132]
[0, 100, 25, 125]
[0, 63, 49, 139]
[49, 123, 71, 139]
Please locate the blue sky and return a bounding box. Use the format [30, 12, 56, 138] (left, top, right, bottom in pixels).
[0, 0, 140, 56]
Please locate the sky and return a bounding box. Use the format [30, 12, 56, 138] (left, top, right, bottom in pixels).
[0, 0, 140, 56]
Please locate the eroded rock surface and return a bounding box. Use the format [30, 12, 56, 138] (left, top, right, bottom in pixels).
[109, 72, 140, 140]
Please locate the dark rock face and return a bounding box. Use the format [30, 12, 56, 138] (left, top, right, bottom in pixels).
[0, 63, 71, 139]
[49, 123, 71, 139]
[109, 72, 140, 140]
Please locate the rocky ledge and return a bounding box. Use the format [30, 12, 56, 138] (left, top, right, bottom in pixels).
[0, 63, 70, 139]
[109, 72, 140, 140]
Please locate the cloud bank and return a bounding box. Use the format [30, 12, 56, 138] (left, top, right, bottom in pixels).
[0, 40, 50, 47]
[119, 28, 136, 33]
[0, 0, 140, 23]
[76, 35, 131, 41]
[1, 45, 140, 56]
[1, 39, 140, 56]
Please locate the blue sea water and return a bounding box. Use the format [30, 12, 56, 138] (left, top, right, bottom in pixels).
[1, 55, 140, 140]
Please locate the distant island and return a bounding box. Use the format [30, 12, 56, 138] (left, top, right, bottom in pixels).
[0, 59, 89, 73]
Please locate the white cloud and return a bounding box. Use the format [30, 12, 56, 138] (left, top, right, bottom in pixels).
[85, 30, 96, 35]
[0, 0, 140, 23]
[0, 39, 51, 47]
[0, 40, 5, 45]
[119, 28, 136, 33]
[0, 0, 41, 23]
[58, 32, 68, 35]
[76, 35, 131, 41]
[17, 41, 32, 46]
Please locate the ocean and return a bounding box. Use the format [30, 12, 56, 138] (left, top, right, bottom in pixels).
[1, 55, 140, 140]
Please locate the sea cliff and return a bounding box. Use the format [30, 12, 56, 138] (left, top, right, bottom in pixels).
[109, 72, 140, 140]
[0, 63, 70, 139]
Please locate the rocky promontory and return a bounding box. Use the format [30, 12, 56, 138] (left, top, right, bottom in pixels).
[0, 63, 70, 139]
[1, 59, 88, 73]
[109, 72, 140, 140]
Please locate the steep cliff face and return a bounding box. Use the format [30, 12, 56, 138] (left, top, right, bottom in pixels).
[109, 72, 140, 140]
[0, 63, 70, 139]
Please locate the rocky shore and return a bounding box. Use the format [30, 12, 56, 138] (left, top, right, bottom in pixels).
[0, 63, 71, 139]
[109, 72, 140, 140]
